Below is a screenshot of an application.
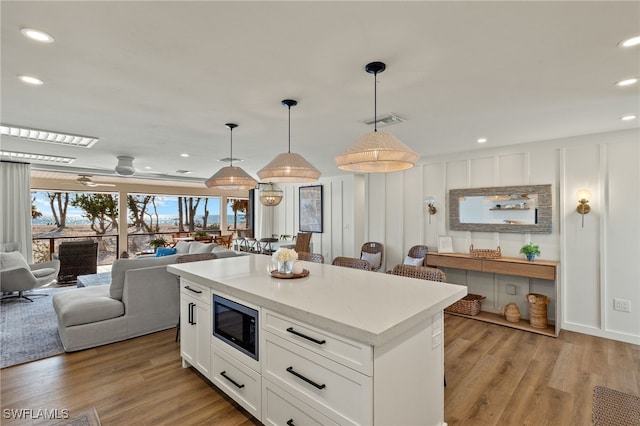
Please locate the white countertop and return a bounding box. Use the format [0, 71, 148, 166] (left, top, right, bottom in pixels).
[168, 255, 467, 346]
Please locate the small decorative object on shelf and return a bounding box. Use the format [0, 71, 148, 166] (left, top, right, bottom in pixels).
[526, 293, 550, 328]
[520, 242, 540, 262]
[502, 302, 521, 323]
[272, 248, 298, 274]
[469, 244, 501, 259]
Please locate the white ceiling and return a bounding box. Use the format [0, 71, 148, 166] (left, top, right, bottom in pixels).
[2, 1, 639, 186]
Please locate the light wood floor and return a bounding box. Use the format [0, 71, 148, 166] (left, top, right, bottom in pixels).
[1, 315, 638, 425]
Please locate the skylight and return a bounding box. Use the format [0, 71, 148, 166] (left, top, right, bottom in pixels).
[0, 150, 75, 164]
[1, 125, 99, 148]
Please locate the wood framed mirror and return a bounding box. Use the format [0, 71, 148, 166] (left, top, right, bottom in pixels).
[449, 184, 552, 233]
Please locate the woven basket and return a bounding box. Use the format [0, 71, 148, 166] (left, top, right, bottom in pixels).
[469, 244, 502, 259]
[445, 294, 486, 316]
[527, 293, 550, 328]
[502, 302, 521, 323]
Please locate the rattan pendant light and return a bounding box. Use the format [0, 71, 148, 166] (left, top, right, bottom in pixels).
[257, 99, 321, 183]
[258, 182, 284, 206]
[334, 62, 419, 173]
[205, 123, 258, 190]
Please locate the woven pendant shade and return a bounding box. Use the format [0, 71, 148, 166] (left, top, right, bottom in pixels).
[205, 166, 257, 190]
[258, 152, 321, 183]
[205, 123, 258, 190]
[335, 130, 419, 173]
[257, 99, 320, 184]
[335, 61, 419, 173]
[258, 183, 284, 206]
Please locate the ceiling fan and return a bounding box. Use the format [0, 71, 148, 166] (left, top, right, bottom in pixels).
[76, 175, 116, 187]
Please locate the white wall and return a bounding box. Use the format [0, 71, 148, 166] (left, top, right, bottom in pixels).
[271, 129, 639, 344]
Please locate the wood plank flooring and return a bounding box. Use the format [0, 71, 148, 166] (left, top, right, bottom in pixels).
[1, 315, 638, 425]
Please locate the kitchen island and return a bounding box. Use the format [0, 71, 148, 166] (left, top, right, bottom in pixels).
[168, 254, 466, 426]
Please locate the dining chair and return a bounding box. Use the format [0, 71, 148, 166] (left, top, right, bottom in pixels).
[331, 256, 372, 271]
[294, 232, 312, 253]
[297, 252, 324, 264]
[259, 237, 278, 255]
[390, 264, 447, 282]
[405, 245, 429, 266]
[360, 242, 384, 271]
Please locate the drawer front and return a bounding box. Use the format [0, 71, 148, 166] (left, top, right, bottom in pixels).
[262, 309, 372, 376]
[211, 348, 261, 420]
[263, 332, 372, 426]
[263, 379, 338, 426]
[180, 279, 210, 304]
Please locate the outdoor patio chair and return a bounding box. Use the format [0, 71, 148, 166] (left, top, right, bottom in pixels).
[55, 240, 98, 284]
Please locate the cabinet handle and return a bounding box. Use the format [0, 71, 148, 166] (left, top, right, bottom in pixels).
[185, 285, 202, 294]
[220, 371, 245, 389]
[286, 366, 326, 390]
[191, 303, 196, 325]
[286, 327, 326, 345]
[286, 420, 295, 426]
[188, 303, 194, 325]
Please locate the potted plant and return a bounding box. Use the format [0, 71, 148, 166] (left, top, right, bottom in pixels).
[520, 242, 540, 262]
[149, 237, 168, 252]
[192, 230, 210, 241]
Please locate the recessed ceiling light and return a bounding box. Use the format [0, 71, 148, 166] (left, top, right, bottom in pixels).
[18, 75, 43, 85]
[621, 115, 637, 121]
[620, 35, 640, 48]
[180, 153, 189, 157]
[1, 124, 99, 147]
[0, 150, 75, 164]
[477, 138, 487, 143]
[20, 28, 54, 43]
[616, 78, 638, 87]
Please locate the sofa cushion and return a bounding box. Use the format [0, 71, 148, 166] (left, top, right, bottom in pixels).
[174, 241, 191, 254]
[53, 286, 124, 327]
[109, 255, 177, 300]
[211, 246, 238, 259]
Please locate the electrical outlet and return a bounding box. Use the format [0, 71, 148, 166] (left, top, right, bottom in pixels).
[614, 299, 631, 313]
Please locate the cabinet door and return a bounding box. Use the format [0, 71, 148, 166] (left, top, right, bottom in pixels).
[180, 295, 197, 366]
[180, 293, 211, 378]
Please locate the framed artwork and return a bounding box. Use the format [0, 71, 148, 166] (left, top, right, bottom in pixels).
[299, 185, 323, 233]
[438, 236, 454, 253]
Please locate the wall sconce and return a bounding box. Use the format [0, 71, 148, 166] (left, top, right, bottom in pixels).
[576, 189, 591, 228]
[425, 196, 437, 224]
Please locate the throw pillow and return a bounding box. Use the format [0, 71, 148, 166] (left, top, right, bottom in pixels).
[403, 255, 423, 266]
[361, 252, 381, 270]
[174, 241, 191, 254]
[0, 251, 29, 270]
[155, 247, 177, 257]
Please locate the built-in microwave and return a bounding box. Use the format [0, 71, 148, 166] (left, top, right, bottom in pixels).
[212, 294, 259, 361]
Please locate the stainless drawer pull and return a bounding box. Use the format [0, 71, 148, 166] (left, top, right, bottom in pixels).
[286, 366, 326, 390]
[286, 327, 326, 345]
[220, 371, 245, 389]
[185, 286, 202, 294]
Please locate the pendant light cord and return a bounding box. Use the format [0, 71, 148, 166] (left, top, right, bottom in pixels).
[373, 69, 378, 133]
[287, 104, 291, 153]
[229, 127, 233, 167]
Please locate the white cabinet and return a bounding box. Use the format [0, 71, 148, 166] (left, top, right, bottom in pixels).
[261, 309, 373, 426]
[180, 279, 211, 378]
[211, 346, 261, 420]
[262, 380, 338, 426]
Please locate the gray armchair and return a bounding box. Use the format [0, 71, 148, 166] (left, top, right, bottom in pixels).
[0, 250, 60, 302]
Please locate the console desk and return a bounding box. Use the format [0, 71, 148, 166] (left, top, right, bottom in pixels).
[425, 252, 560, 337]
[169, 254, 466, 426]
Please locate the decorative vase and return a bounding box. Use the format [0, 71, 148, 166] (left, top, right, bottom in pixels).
[277, 260, 294, 274]
[525, 253, 536, 262]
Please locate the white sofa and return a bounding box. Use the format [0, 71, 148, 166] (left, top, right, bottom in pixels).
[52, 242, 241, 351]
